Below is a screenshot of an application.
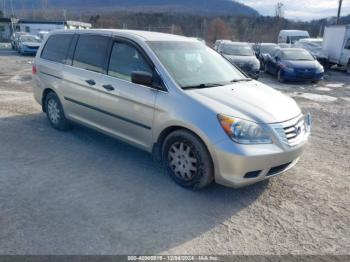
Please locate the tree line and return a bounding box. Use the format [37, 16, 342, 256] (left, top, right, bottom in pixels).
[2, 8, 347, 43]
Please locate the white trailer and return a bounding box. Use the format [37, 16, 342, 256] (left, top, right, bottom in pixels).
[323, 25, 350, 72]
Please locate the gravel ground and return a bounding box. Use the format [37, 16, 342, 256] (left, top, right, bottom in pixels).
[0, 49, 349, 255]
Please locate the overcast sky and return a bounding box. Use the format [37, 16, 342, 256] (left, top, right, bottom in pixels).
[237, 0, 350, 21]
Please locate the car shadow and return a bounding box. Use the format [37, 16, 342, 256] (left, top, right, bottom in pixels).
[260, 72, 321, 89]
[0, 113, 269, 254]
[0, 50, 20, 56]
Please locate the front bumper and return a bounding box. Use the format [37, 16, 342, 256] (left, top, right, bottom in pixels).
[247, 70, 260, 79]
[237, 65, 260, 79]
[20, 46, 39, 54]
[282, 69, 324, 81]
[211, 115, 311, 188]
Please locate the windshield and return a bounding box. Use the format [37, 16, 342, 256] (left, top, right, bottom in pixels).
[20, 35, 41, 43]
[260, 44, 277, 54]
[222, 44, 254, 56]
[301, 40, 322, 47]
[148, 41, 246, 89]
[308, 39, 322, 46]
[289, 35, 309, 44]
[281, 49, 314, 61]
[299, 40, 323, 54]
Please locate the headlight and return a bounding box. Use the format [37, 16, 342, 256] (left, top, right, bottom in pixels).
[218, 114, 272, 144]
[281, 63, 294, 72]
[251, 60, 260, 70]
[316, 63, 324, 73]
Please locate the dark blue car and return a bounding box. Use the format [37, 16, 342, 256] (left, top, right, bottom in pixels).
[264, 48, 324, 83]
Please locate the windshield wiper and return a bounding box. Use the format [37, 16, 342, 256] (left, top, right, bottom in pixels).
[230, 78, 253, 83]
[182, 83, 224, 90]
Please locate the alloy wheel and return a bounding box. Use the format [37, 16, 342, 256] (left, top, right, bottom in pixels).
[168, 141, 198, 181]
[47, 98, 60, 125]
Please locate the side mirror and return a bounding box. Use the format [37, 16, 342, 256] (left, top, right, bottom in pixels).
[131, 71, 153, 86]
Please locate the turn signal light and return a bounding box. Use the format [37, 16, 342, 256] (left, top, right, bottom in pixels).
[32, 65, 37, 75]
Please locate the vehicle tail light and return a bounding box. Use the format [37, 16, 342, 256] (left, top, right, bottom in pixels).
[32, 64, 37, 75]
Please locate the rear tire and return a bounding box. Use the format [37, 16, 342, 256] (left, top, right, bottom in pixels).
[162, 130, 214, 190]
[264, 63, 269, 73]
[44, 92, 70, 131]
[346, 61, 350, 74]
[277, 69, 285, 83]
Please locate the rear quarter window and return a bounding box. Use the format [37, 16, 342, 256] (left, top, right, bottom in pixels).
[72, 34, 110, 73]
[41, 34, 73, 63]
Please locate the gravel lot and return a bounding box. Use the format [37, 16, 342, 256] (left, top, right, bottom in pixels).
[0, 48, 349, 255]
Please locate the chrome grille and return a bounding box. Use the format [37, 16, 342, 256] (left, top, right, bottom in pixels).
[284, 118, 305, 144]
[273, 115, 311, 147]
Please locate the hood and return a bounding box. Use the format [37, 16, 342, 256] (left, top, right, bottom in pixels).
[296, 42, 326, 58]
[22, 42, 41, 47]
[282, 59, 319, 69]
[224, 55, 258, 64]
[187, 80, 301, 124]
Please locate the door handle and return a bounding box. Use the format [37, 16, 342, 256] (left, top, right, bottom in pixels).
[102, 84, 115, 91]
[85, 79, 96, 86]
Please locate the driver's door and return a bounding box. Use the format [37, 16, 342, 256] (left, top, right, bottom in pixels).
[98, 40, 159, 150]
[270, 49, 281, 75]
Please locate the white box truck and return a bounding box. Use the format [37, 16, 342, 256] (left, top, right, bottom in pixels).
[323, 25, 350, 73]
[278, 30, 310, 44]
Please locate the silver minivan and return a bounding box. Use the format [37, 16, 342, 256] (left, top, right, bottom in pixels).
[32, 29, 311, 190]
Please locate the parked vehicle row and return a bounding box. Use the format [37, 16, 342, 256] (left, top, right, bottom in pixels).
[294, 38, 327, 66]
[254, 43, 278, 69]
[278, 30, 310, 45]
[10, 32, 27, 50]
[277, 27, 350, 74]
[214, 39, 324, 83]
[215, 40, 260, 79]
[32, 29, 311, 190]
[264, 48, 324, 83]
[17, 34, 42, 55]
[10, 32, 43, 55]
[322, 25, 350, 73]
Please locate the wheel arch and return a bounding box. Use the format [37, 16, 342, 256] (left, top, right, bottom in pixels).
[41, 88, 56, 112]
[346, 59, 350, 74]
[152, 125, 214, 166]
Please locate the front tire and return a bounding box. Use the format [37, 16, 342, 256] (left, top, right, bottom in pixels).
[162, 130, 214, 190]
[277, 69, 285, 83]
[44, 92, 70, 131]
[346, 61, 350, 74]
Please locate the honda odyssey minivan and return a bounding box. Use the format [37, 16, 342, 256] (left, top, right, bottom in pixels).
[32, 29, 311, 190]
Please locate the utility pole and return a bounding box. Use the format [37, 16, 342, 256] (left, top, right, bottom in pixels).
[2, 0, 6, 17]
[10, 0, 15, 17]
[63, 9, 67, 21]
[337, 0, 343, 24]
[275, 2, 284, 18]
